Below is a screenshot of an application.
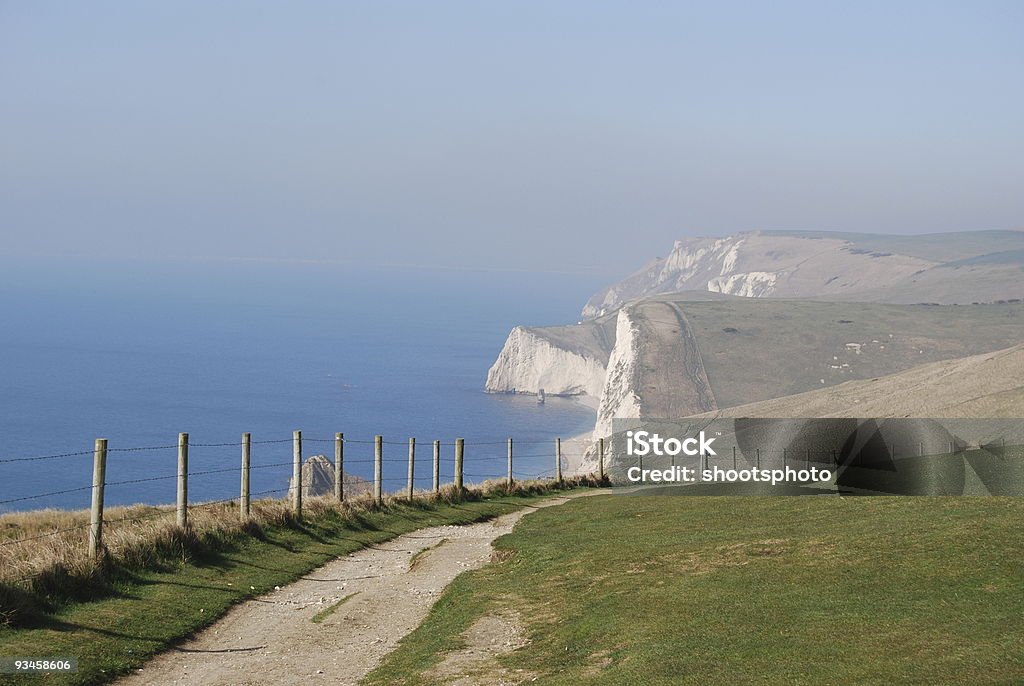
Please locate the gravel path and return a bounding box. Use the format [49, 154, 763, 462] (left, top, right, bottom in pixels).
[117, 494, 588, 685]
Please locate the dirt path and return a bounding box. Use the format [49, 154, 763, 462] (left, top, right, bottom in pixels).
[117, 494, 590, 686]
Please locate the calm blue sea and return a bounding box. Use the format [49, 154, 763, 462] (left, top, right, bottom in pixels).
[0, 257, 605, 512]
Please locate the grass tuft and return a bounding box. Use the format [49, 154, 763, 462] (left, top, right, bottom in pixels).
[409, 539, 449, 572]
[310, 592, 359, 624]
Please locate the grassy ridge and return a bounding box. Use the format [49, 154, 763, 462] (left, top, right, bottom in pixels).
[0, 480, 600, 686]
[367, 495, 1024, 685]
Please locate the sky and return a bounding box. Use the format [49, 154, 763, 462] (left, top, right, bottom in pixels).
[2, 1, 1023, 275]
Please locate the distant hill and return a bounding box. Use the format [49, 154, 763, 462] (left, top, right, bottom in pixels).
[582, 229, 1024, 318]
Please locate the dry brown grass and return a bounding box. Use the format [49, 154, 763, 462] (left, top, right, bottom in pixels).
[0, 475, 604, 609]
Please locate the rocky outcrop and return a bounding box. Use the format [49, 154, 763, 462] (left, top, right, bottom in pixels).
[290, 455, 370, 498]
[707, 270, 779, 297]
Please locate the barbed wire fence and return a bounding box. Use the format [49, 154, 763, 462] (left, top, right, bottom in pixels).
[0, 431, 607, 561]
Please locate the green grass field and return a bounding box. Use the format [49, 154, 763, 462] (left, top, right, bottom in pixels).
[367, 495, 1024, 685]
[0, 488, 586, 686]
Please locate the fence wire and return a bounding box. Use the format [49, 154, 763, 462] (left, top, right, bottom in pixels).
[0, 430, 601, 595]
[0, 432, 598, 527]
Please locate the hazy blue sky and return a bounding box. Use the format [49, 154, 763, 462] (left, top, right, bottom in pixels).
[2, 1, 1022, 274]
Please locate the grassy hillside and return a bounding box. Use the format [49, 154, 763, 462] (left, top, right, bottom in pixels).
[645, 297, 1024, 413]
[691, 343, 1024, 419]
[367, 495, 1024, 685]
[814, 262, 1024, 305]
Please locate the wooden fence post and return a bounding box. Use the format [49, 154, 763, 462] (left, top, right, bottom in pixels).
[177, 432, 189, 529]
[292, 430, 302, 517]
[599, 437, 605, 481]
[555, 438, 563, 484]
[454, 438, 464, 492]
[335, 432, 344, 502]
[407, 437, 416, 501]
[507, 438, 514, 488]
[88, 438, 107, 558]
[432, 440, 440, 493]
[374, 435, 383, 504]
[240, 432, 251, 521]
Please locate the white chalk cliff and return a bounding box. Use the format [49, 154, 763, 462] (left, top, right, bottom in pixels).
[485, 326, 608, 398]
[593, 309, 643, 438]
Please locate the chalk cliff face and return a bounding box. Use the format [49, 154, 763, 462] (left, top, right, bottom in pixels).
[484, 326, 608, 398]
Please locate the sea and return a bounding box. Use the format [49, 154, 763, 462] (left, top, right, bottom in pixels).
[0, 257, 606, 512]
